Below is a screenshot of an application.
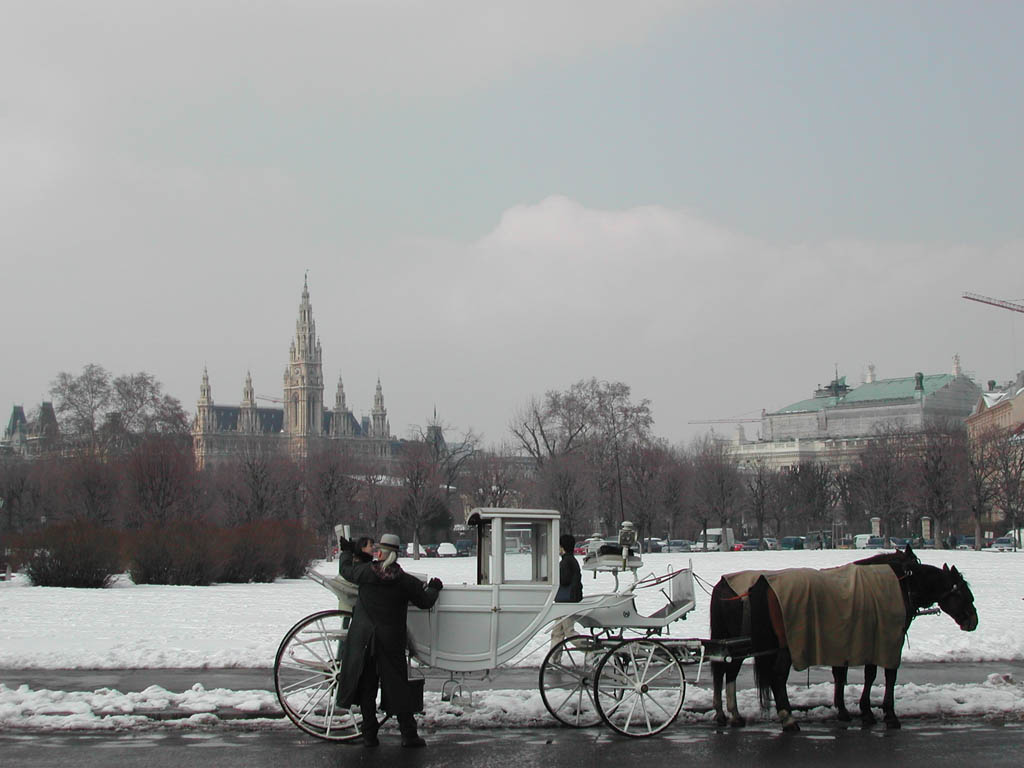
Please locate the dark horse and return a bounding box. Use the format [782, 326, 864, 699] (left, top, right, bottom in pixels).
[710, 548, 978, 731]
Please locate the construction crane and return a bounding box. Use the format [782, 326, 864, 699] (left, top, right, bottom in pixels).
[256, 394, 284, 403]
[962, 292, 1024, 314]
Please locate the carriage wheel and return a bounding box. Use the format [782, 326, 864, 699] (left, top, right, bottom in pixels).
[274, 609, 381, 742]
[594, 638, 686, 737]
[539, 635, 605, 727]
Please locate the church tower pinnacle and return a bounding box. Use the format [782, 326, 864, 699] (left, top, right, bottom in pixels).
[238, 371, 257, 433]
[371, 377, 390, 438]
[283, 277, 324, 439]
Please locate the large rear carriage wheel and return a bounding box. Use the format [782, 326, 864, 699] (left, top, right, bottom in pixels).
[594, 638, 686, 737]
[539, 635, 605, 727]
[274, 609, 381, 742]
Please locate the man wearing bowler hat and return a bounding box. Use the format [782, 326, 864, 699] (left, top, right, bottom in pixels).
[337, 532, 443, 748]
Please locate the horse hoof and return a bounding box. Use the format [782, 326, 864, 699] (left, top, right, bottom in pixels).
[782, 721, 800, 733]
[861, 712, 876, 726]
[730, 717, 746, 728]
[885, 718, 901, 730]
[836, 710, 852, 723]
[714, 714, 728, 727]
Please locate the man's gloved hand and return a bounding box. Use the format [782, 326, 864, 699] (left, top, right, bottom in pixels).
[427, 577, 443, 591]
[337, 536, 350, 552]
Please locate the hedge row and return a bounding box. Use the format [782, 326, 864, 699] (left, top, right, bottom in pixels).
[17, 519, 319, 587]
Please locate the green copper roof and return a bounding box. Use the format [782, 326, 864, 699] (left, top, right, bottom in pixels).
[770, 374, 956, 415]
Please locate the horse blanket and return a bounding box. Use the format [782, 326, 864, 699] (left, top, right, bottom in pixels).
[725, 564, 906, 671]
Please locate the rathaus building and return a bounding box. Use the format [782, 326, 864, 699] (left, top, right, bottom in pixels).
[193, 279, 398, 467]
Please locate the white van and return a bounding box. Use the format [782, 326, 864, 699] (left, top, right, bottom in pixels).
[696, 527, 736, 552]
[853, 533, 873, 549]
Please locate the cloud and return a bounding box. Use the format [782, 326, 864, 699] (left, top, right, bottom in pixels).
[2, 2, 702, 110]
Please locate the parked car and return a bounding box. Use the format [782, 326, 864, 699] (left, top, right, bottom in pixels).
[642, 538, 664, 553]
[763, 537, 779, 550]
[864, 536, 885, 549]
[805, 531, 833, 550]
[663, 539, 692, 553]
[454, 539, 475, 557]
[888, 537, 910, 549]
[436, 542, 458, 557]
[988, 537, 1015, 552]
[779, 536, 804, 550]
[405, 542, 427, 557]
[741, 538, 762, 551]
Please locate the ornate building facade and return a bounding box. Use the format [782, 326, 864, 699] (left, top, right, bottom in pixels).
[731, 356, 981, 471]
[1, 402, 59, 458]
[193, 279, 398, 467]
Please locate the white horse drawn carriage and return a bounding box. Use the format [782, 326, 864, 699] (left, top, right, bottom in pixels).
[274, 508, 707, 741]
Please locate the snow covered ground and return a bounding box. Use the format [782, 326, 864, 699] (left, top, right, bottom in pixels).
[2, 549, 1023, 731]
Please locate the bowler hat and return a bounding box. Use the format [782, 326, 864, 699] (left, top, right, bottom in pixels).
[379, 533, 401, 552]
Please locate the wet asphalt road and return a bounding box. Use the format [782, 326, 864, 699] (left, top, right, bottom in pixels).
[3, 720, 1024, 768]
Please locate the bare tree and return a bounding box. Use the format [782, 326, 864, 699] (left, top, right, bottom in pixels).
[509, 387, 591, 469]
[849, 425, 913, 538]
[965, 427, 1000, 549]
[691, 434, 742, 547]
[51, 365, 189, 454]
[659, 448, 693, 541]
[124, 437, 197, 528]
[0, 458, 43, 533]
[50, 364, 113, 452]
[218, 449, 302, 525]
[744, 458, 776, 546]
[988, 427, 1024, 548]
[534, 453, 590, 536]
[621, 439, 671, 549]
[306, 447, 361, 557]
[462, 445, 524, 509]
[393, 440, 445, 559]
[907, 422, 968, 547]
[583, 380, 654, 531]
[790, 461, 838, 545]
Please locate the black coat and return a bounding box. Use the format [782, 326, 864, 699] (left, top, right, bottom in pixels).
[337, 551, 440, 713]
[557, 552, 583, 603]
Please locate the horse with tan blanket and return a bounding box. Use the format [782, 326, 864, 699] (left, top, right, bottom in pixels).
[710, 551, 978, 731]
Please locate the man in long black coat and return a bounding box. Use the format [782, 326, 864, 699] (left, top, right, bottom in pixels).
[338, 533, 442, 748]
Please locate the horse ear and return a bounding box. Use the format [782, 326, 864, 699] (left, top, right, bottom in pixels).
[943, 563, 950, 572]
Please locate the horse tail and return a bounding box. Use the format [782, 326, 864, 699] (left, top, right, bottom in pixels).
[749, 577, 777, 711]
[709, 579, 731, 641]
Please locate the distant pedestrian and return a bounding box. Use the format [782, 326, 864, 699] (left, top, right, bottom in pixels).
[337, 533, 443, 748]
[550, 533, 583, 661]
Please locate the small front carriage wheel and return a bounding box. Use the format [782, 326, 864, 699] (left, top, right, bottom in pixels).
[540, 635, 604, 727]
[594, 638, 686, 737]
[274, 609, 381, 742]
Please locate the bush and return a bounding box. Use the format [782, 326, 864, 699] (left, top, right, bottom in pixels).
[218, 522, 282, 583]
[24, 520, 123, 588]
[277, 520, 320, 579]
[127, 521, 220, 586]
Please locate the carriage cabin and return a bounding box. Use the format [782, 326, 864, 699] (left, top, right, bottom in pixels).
[406, 508, 562, 671]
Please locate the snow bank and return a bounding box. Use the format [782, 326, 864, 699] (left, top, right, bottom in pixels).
[1, 549, 1021, 669]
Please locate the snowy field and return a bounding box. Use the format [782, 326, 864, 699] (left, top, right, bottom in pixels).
[2, 549, 1024, 731]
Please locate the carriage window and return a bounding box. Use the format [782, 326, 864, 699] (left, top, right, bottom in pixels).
[477, 522, 491, 585]
[502, 521, 550, 584]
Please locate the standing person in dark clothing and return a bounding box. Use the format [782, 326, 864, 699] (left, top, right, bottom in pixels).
[550, 533, 583, 661]
[337, 533, 443, 748]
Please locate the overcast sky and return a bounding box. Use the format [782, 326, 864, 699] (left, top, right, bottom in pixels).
[3, 1, 1023, 449]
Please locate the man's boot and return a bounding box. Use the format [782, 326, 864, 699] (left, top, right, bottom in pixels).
[398, 713, 426, 748]
[360, 706, 379, 748]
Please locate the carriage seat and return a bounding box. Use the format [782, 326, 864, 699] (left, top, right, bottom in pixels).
[644, 568, 696, 621]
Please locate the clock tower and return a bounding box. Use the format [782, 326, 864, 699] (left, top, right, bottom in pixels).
[283, 276, 324, 440]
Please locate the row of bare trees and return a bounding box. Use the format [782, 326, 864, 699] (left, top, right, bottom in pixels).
[46, 364, 191, 454]
[502, 382, 1024, 549]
